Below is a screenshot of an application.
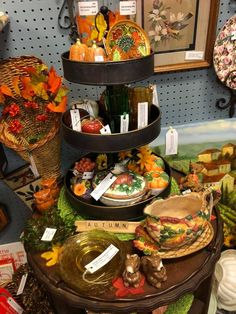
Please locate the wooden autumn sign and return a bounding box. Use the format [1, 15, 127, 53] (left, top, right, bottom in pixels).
[75, 220, 141, 234]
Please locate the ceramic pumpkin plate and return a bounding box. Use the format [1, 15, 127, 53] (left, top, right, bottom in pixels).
[106, 20, 150, 61]
[213, 15, 236, 89]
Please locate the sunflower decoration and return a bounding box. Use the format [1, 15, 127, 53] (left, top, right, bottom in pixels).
[118, 150, 132, 161]
[41, 245, 63, 267]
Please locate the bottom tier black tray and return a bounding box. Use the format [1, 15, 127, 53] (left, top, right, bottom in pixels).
[64, 156, 171, 221]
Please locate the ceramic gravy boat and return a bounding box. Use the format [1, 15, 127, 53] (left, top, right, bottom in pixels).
[144, 189, 215, 249]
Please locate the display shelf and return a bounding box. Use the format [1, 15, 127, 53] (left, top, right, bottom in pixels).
[61, 52, 154, 85]
[62, 105, 161, 153]
[27, 207, 223, 314]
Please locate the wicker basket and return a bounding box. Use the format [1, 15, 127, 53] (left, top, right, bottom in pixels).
[0, 56, 62, 179]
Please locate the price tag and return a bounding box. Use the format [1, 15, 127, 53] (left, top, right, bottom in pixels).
[90, 172, 116, 201]
[231, 31, 236, 41]
[182, 189, 192, 195]
[16, 273, 28, 295]
[73, 169, 80, 176]
[165, 127, 178, 155]
[120, 1, 136, 15]
[78, 1, 98, 16]
[41, 228, 57, 242]
[120, 113, 129, 133]
[7, 297, 24, 314]
[85, 244, 119, 273]
[82, 171, 94, 179]
[100, 124, 112, 134]
[70, 109, 81, 132]
[152, 84, 159, 107]
[185, 51, 204, 60]
[95, 55, 104, 62]
[137, 102, 148, 129]
[29, 154, 40, 178]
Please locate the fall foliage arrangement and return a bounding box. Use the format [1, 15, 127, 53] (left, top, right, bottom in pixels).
[0, 56, 68, 179]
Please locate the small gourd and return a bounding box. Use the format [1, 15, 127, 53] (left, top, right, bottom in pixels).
[85, 41, 106, 62]
[69, 38, 88, 61]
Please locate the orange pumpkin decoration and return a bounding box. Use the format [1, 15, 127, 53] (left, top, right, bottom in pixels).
[144, 171, 169, 189]
[41, 177, 57, 189]
[36, 199, 55, 212]
[73, 183, 87, 196]
[69, 38, 88, 61]
[144, 156, 165, 172]
[34, 189, 52, 204]
[85, 41, 106, 62]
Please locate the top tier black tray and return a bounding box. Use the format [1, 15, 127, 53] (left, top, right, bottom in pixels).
[61, 51, 154, 85]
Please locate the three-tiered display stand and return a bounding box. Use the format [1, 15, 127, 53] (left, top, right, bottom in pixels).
[27, 53, 223, 314]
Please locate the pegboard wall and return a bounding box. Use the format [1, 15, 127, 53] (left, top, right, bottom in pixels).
[0, 0, 236, 127]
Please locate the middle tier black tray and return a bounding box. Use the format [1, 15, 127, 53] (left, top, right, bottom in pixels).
[64, 155, 171, 220]
[62, 105, 161, 153]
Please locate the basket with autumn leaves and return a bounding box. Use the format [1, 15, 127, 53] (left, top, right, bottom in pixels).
[0, 56, 68, 179]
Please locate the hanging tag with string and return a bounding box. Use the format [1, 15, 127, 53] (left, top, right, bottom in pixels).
[165, 127, 178, 155]
[29, 153, 40, 178]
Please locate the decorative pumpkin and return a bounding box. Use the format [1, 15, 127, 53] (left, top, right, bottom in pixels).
[85, 41, 106, 62]
[144, 171, 169, 189]
[145, 155, 165, 172]
[69, 38, 88, 61]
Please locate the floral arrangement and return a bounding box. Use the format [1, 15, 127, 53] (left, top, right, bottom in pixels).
[0, 64, 68, 143]
[148, 0, 193, 51]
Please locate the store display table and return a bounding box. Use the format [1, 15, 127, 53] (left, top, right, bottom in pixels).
[27, 207, 223, 314]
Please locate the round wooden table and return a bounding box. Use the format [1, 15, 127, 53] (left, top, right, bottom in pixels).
[27, 208, 223, 314]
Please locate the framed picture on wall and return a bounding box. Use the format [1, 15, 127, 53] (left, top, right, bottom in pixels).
[136, 0, 220, 73]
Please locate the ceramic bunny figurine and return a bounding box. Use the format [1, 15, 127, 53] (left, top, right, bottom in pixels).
[141, 253, 167, 288]
[122, 254, 142, 288]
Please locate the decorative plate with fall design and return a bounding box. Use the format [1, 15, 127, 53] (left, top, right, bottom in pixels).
[106, 20, 150, 61]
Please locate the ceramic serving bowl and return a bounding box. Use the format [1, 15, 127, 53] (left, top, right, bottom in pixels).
[144, 190, 214, 249]
[100, 193, 146, 207]
[215, 250, 236, 311]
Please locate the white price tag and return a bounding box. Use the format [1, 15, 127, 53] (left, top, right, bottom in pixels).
[120, 113, 129, 133]
[16, 273, 28, 295]
[29, 154, 40, 178]
[182, 189, 192, 195]
[231, 31, 236, 41]
[100, 124, 112, 134]
[95, 55, 104, 62]
[73, 169, 80, 176]
[85, 244, 119, 273]
[165, 127, 178, 155]
[138, 102, 148, 129]
[7, 297, 24, 314]
[78, 1, 98, 16]
[70, 109, 81, 132]
[185, 51, 204, 60]
[90, 172, 116, 201]
[82, 171, 94, 179]
[120, 1, 136, 15]
[41, 228, 57, 242]
[152, 84, 159, 108]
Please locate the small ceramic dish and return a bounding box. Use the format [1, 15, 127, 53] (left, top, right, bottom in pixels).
[100, 192, 146, 207]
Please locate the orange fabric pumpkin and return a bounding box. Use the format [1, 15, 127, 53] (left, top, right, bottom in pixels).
[69, 38, 88, 61]
[85, 41, 106, 62]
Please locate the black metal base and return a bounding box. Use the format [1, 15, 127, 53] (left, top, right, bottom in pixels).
[216, 88, 236, 118]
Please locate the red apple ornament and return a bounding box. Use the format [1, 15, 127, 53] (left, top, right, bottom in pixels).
[81, 118, 103, 134]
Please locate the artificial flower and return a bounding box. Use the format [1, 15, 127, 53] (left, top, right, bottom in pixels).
[2, 103, 20, 117]
[41, 245, 62, 267]
[36, 114, 48, 122]
[8, 119, 23, 134]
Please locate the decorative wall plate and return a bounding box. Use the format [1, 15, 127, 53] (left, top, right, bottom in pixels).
[106, 20, 150, 61]
[213, 15, 236, 89]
